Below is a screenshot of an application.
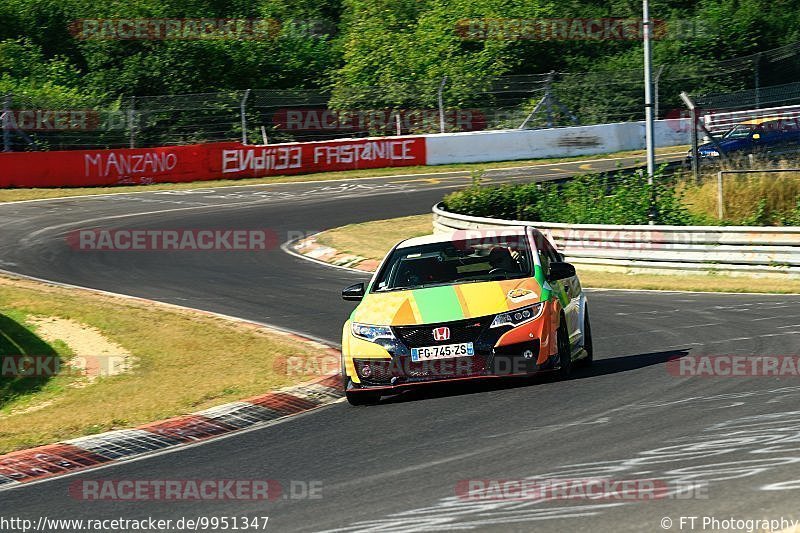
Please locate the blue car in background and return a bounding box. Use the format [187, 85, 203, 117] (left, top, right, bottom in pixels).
[690, 116, 800, 161]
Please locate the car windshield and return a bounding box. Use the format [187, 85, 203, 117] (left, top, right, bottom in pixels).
[372, 234, 533, 292]
[723, 125, 757, 138]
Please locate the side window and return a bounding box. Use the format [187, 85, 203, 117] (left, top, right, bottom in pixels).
[537, 247, 550, 272]
[535, 233, 562, 274]
[539, 237, 560, 264]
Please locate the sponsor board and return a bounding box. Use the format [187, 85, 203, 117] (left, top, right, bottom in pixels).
[0, 138, 426, 188]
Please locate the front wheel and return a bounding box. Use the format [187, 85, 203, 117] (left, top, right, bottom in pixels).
[581, 308, 593, 367]
[557, 318, 572, 379]
[344, 378, 381, 406]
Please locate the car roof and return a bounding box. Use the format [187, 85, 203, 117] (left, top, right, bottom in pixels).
[397, 226, 530, 249]
[738, 116, 787, 125]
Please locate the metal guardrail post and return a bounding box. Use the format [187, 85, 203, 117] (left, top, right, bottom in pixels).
[128, 96, 136, 149]
[437, 77, 448, 134]
[2, 94, 11, 152]
[653, 65, 665, 119]
[240, 89, 251, 145]
[754, 53, 762, 109]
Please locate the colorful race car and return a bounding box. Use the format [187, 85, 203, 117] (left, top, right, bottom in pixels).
[340, 227, 592, 405]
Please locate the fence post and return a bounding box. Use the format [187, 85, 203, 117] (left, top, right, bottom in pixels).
[128, 96, 136, 149]
[753, 53, 762, 109]
[438, 76, 448, 133]
[240, 89, 251, 144]
[653, 65, 665, 119]
[2, 94, 11, 152]
[690, 106, 699, 184]
[542, 71, 555, 128]
[716, 171, 724, 220]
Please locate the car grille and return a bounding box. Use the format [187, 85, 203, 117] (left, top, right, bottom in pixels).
[393, 316, 493, 348]
[353, 355, 490, 385]
[402, 354, 489, 379]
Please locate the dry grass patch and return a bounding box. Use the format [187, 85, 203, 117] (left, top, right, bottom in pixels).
[315, 214, 433, 260]
[680, 172, 800, 224]
[0, 274, 325, 453]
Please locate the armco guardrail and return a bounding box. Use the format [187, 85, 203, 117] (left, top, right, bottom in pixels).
[433, 204, 800, 277]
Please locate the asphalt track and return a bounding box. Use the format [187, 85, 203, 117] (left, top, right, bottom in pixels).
[2, 152, 800, 532]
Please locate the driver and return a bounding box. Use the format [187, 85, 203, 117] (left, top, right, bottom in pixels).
[488, 246, 520, 273]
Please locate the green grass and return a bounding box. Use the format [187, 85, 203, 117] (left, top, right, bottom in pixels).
[0, 274, 328, 454]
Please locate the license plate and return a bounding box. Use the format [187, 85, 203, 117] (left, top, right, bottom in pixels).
[411, 342, 474, 362]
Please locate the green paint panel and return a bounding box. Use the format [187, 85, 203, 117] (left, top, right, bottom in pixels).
[413, 286, 465, 324]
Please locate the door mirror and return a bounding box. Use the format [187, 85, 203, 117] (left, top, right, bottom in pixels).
[342, 282, 366, 301]
[547, 262, 576, 282]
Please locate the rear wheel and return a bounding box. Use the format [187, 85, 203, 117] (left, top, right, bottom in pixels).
[557, 317, 572, 379]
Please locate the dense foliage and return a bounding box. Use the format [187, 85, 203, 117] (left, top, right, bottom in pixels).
[442, 169, 800, 226]
[443, 169, 702, 225]
[2, 0, 799, 106]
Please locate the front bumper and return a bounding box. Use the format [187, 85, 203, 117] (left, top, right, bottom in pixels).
[343, 306, 558, 391]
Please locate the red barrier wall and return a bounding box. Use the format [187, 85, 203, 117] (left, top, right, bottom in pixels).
[0, 137, 427, 188]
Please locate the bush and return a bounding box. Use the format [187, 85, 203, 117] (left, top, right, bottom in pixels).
[442, 168, 702, 226]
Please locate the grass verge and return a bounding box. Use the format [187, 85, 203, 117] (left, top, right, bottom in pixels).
[0, 146, 686, 204]
[0, 274, 325, 454]
[313, 214, 800, 294]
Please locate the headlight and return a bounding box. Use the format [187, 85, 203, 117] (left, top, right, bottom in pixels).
[351, 323, 394, 342]
[702, 150, 719, 157]
[490, 303, 545, 329]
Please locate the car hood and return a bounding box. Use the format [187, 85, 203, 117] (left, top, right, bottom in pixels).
[351, 277, 547, 326]
[699, 138, 750, 153]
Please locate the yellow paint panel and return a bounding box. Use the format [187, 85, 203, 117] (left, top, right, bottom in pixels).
[353, 292, 422, 325]
[456, 283, 509, 317]
[393, 298, 417, 324]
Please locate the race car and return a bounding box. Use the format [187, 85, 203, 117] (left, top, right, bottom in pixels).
[688, 116, 800, 162]
[340, 226, 592, 405]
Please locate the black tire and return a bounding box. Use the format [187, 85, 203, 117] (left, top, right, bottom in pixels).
[581, 308, 594, 367]
[344, 378, 381, 406]
[557, 316, 572, 379]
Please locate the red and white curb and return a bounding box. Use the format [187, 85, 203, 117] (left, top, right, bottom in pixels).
[0, 373, 342, 490]
[0, 269, 344, 491]
[289, 235, 380, 273]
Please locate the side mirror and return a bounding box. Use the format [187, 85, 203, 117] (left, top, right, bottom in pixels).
[752, 133, 761, 140]
[547, 262, 576, 282]
[342, 282, 366, 301]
